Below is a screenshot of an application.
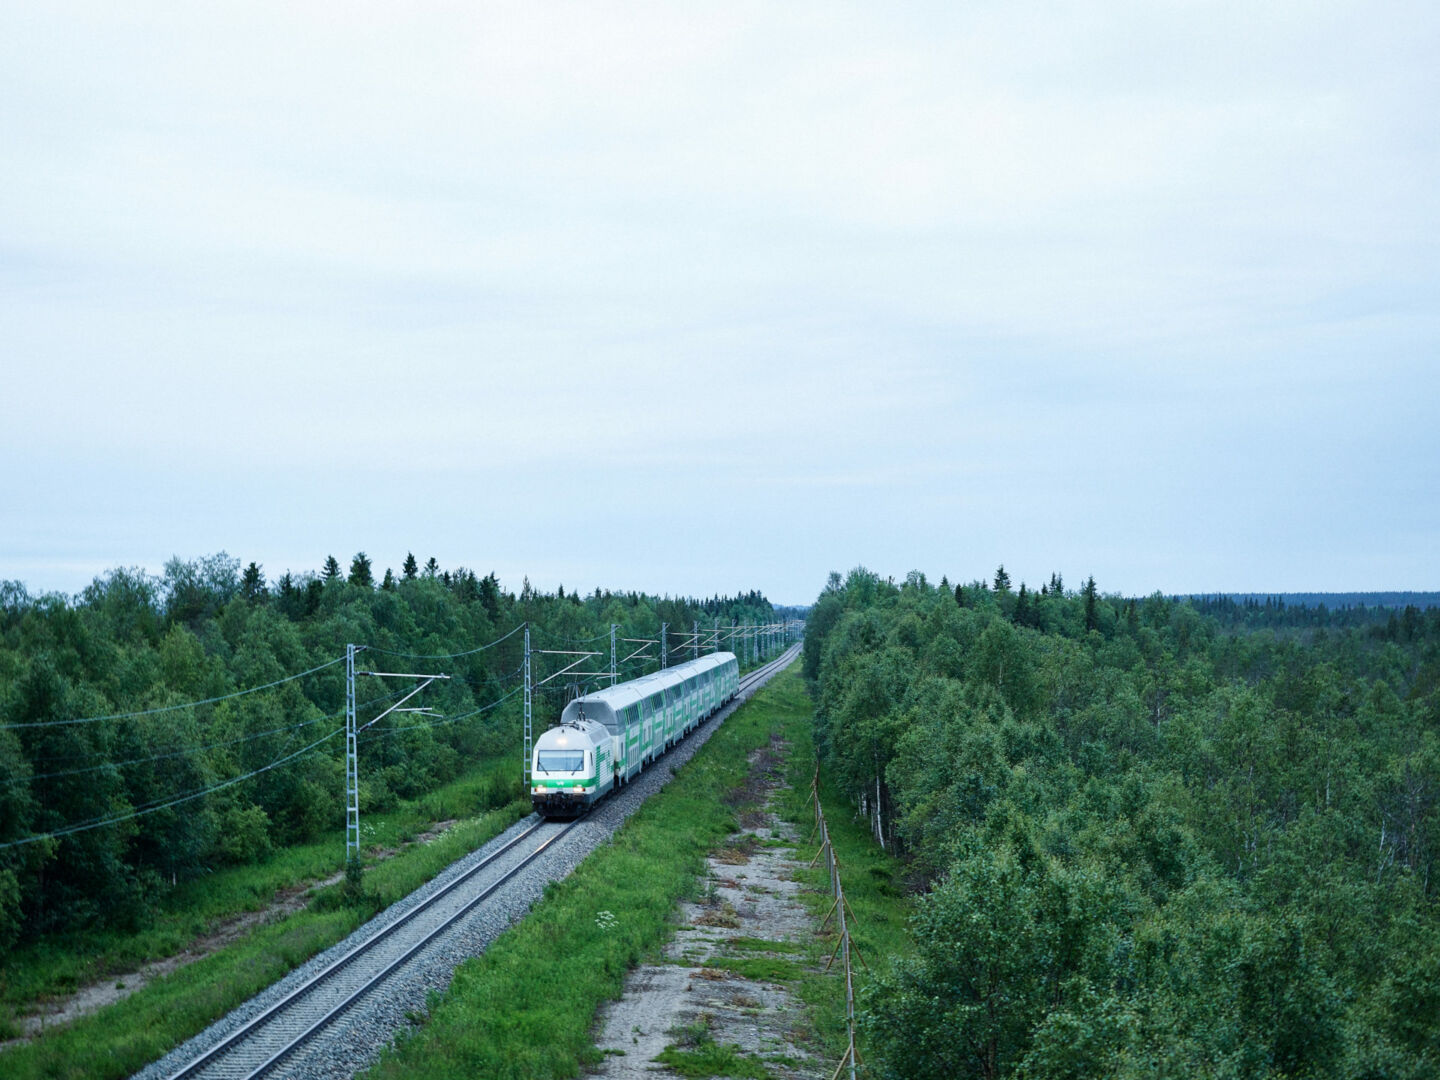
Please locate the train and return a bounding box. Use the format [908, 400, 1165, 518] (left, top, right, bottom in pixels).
[530, 651, 740, 817]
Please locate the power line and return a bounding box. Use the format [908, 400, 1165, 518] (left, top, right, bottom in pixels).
[361, 622, 526, 661]
[0, 727, 345, 850]
[359, 684, 524, 743]
[1, 688, 413, 786]
[0, 655, 346, 731]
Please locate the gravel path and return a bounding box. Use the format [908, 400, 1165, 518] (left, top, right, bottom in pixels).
[590, 734, 828, 1080]
[132, 647, 800, 1080]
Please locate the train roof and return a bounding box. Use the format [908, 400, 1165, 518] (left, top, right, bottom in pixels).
[559, 652, 737, 732]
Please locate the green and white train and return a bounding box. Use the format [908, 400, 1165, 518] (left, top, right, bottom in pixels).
[530, 651, 740, 817]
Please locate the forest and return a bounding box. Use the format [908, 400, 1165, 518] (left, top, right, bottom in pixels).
[0, 553, 777, 950]
[805, 569, 1439, 1079]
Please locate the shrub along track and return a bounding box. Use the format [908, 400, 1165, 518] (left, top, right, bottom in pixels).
[135, 646, 802, 1080]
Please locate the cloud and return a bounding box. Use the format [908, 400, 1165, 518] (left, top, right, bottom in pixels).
[1, 2, 1437, 599]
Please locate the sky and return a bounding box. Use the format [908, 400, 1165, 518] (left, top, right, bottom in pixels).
[2, 2, 1437, 606]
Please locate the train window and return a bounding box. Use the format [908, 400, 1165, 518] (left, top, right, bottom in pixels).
[536, 750, 584, 773]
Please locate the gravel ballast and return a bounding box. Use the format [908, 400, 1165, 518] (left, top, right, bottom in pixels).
[132, 647, 801, 1080]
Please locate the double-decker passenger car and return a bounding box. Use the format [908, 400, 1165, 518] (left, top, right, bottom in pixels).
[531, 651, 739, 817]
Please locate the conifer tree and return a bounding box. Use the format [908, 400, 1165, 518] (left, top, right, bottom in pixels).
[240, 561, 266, 602]
[994, 564, 1012, 592]
[402, 552, 418, 580]
[322, 554, 341, 580]
[1015, 583, 1031, 627]
[348, 552, 373, 588]
[1083, 575, 1099, 632]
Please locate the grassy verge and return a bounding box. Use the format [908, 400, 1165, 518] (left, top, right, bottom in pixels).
[362, 670, 817, 1080]
[770, 696, 916, 1076]
[0, 762, 529, 1080]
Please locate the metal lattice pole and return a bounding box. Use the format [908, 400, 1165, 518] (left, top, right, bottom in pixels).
[610, 623, 617, 686]
[661, 622, 667, 669]
[523, 625, 532, 786]
[713, 617, 719, 653]
[692, 619, 698, 662]
[345, 643, 359, 863]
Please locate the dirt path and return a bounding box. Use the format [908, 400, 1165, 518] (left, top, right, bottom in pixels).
[6, 820, 459, 1043]
[589, 739, 829, 1080]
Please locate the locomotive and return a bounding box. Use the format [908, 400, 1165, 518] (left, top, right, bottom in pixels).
[530, 651, 739, 817]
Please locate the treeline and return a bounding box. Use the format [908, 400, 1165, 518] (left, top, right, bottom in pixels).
[1183, 592, 1437, 635]
[805, 567, 1439, 1079]
[0, 553, 776, 949]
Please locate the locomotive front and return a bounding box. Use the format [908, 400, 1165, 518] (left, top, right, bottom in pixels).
[531, 719, 609, 817]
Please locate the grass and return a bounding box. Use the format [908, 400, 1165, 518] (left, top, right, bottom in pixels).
[653, 1040, 773, 1078]
[724, 936, 807, 953]
[768, 687, 918, 1077]
[0, 761, 530, 1080]
[705, 956, 808, 983]
[1, 763, 520, 1013]
[361, 670, 817, 1080]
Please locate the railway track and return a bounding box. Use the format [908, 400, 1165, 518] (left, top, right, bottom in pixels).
[154, 643, 801, 1080]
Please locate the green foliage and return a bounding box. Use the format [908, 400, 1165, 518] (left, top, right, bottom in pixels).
[348, 552, 374, 589]
[806, 567, 1440, 1079]
[0, 785, 529, 1080]
[0, 555, 779, 957]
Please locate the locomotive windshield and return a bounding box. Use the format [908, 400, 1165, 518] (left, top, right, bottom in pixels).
[536, 750, 584, 773]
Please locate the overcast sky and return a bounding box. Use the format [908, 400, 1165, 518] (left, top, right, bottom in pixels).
[2, 2, 1437, 605]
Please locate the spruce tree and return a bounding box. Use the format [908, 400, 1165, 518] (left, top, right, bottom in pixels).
[402, 552, 418, 580]
[348, 552, 373, 588]
[479, 572, 502, 619]
[994, 565, 1011, 592]
[322, 555, 341, 581]
[1083, 575, 1099, 632]
[240, 562, 266, 602]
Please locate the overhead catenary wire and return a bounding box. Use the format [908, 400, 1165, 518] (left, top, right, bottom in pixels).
[360, 621, 526, 660]
[359, 683, 525, 743]
[1, 687, 414, 786]
[0, 655, 347, 730]
[0, 726, 346, 850]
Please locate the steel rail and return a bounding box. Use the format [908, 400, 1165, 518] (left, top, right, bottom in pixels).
[164, 639, 801, 1080]
[240, 819, 581, 1079]
[164, 817, 569, 1080]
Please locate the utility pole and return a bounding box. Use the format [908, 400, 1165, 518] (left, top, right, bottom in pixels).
[610, 623, 617, 686]
[346, 644, 359, 864]
[523, 625, 532, 785]
[692, 619, 698, 662]
[347, 645, 448, 866]
[661, 622, 668, 669]
[713, 617, 719, 653]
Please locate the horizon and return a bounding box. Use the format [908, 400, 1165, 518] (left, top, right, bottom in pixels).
[4, 550, 1437, 611]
